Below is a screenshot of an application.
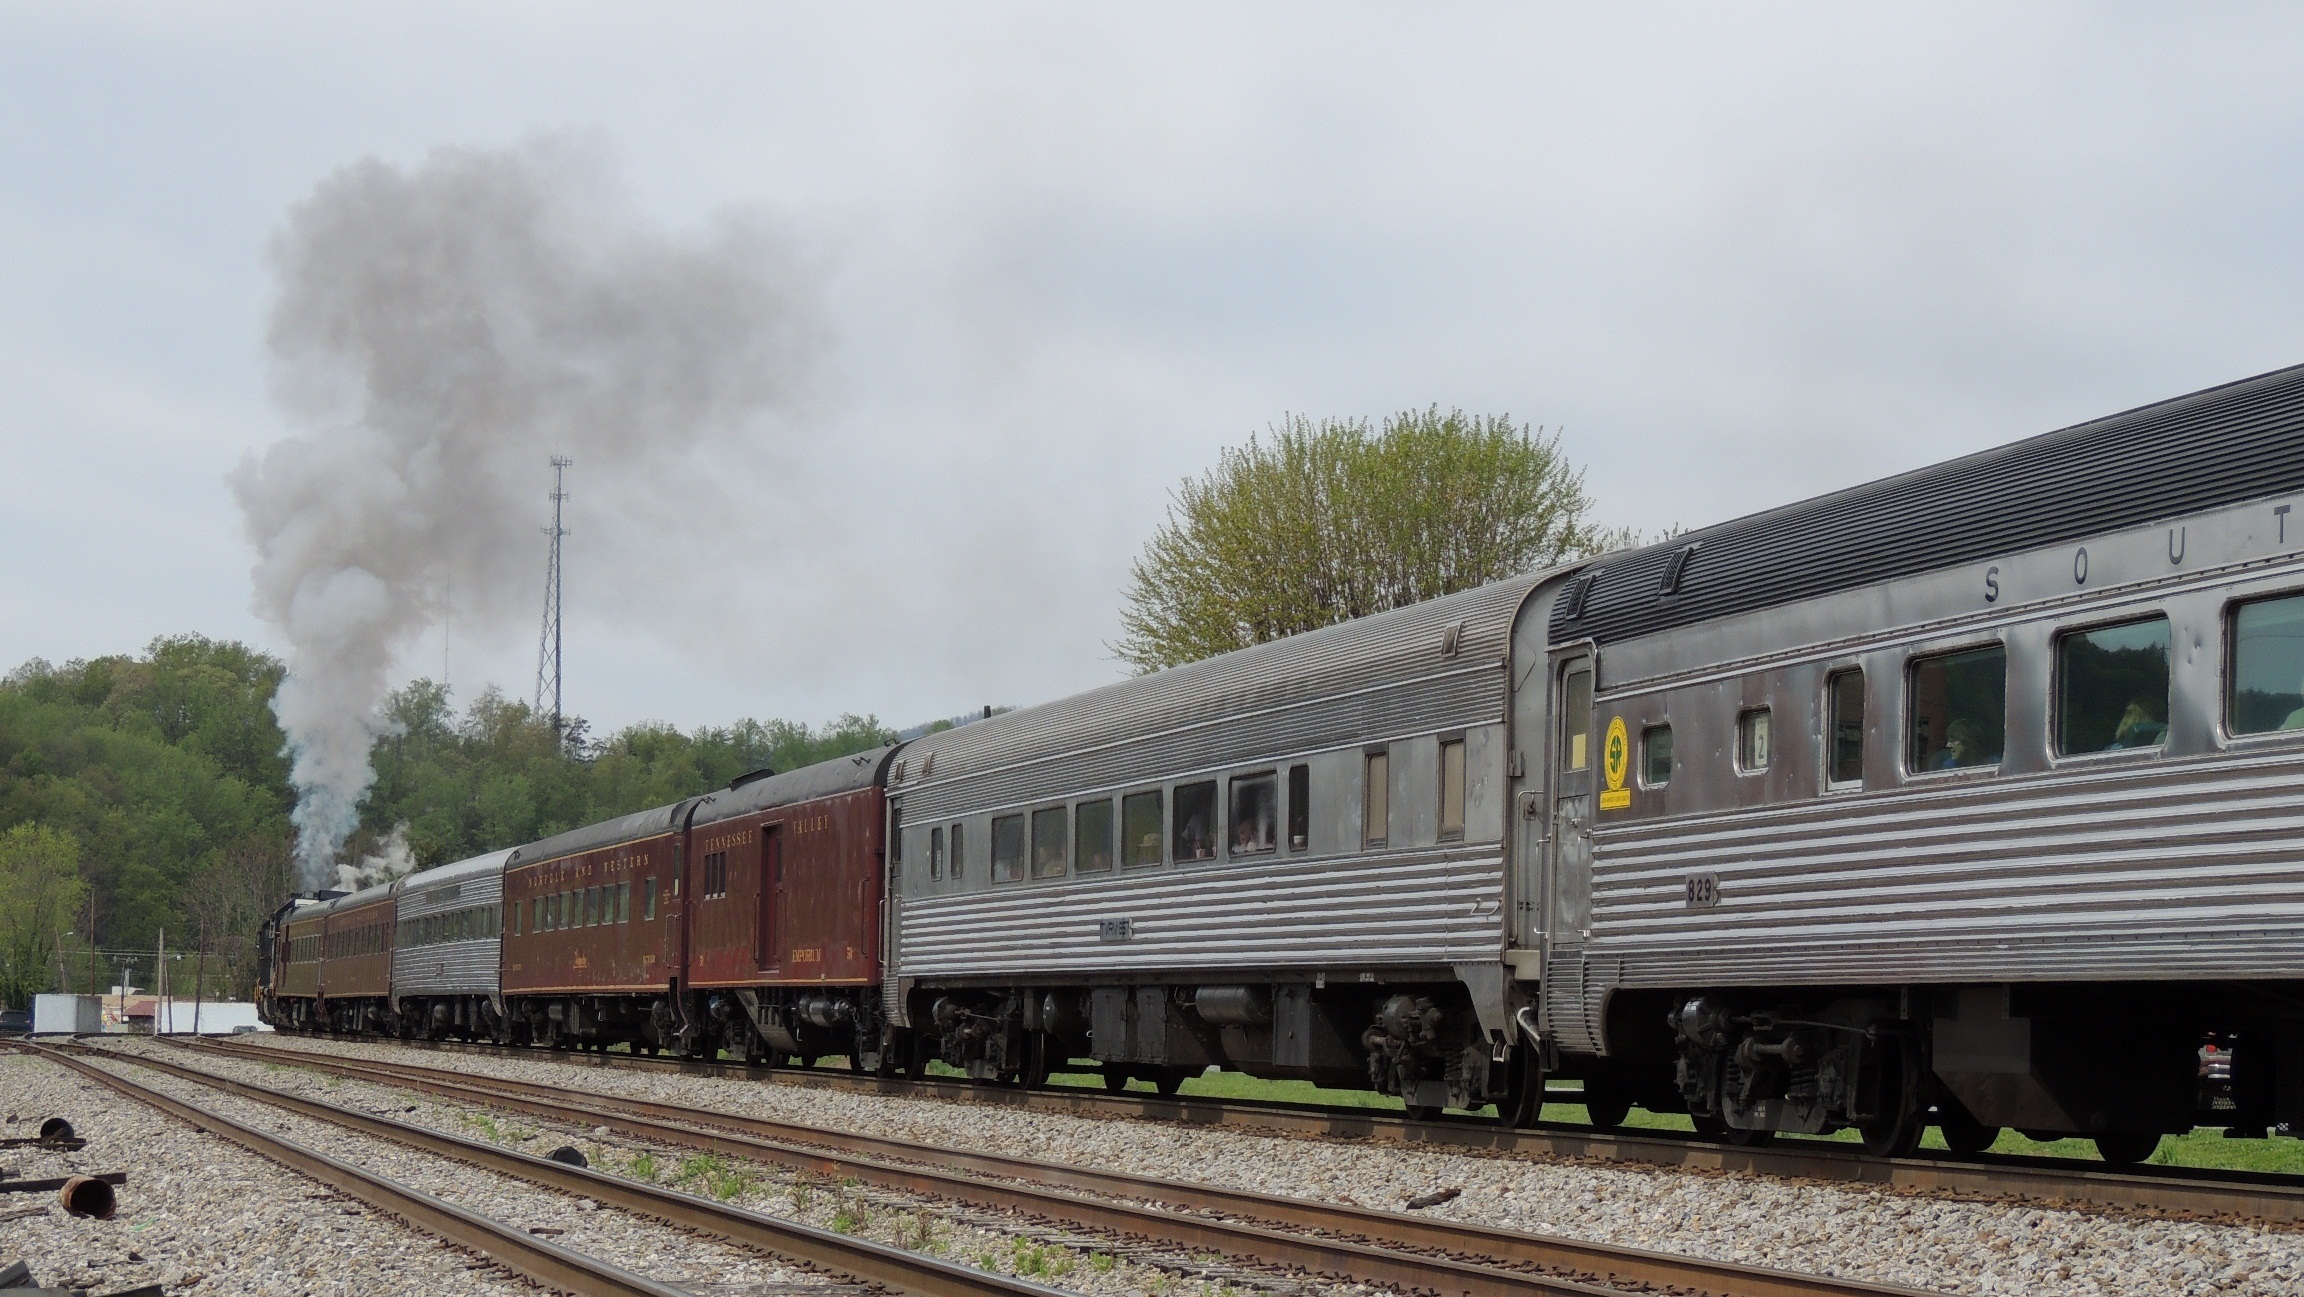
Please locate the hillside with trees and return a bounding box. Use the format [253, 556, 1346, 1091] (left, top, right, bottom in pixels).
[0, 637, 891, 1003]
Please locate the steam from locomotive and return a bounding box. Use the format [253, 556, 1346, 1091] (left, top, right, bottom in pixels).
[234, 137, 821, 885]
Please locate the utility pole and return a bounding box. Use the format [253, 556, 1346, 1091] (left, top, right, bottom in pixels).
[534, 456, 571, 746]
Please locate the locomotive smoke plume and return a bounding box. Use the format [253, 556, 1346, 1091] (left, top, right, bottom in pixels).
[235, 138, 820, 886]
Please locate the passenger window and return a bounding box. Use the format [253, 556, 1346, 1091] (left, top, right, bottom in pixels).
[949, 823, 965, 880]
[2058, 616, 2171, 754]
[1031, 806, 1069, 878]
[1228, 773, 1278, 856]
[1438, 741, 1466, 841]
[1560, 668, 1594, 771]
[991, 814, 1026, 882]
[1122, 792, 1163, 867]
[1173, 781, 1218, 861]
[1363, 751, 1390, 848]
[530, 896, 543, 933]
[929, 826, 945, 880]
[2230, 592, 2304, 735]
[1076, 799, 1114, 872]
[588, 886, 602, 927]
[1288, 764, 1310, 851]
[1827, 670, 1865, 786]
[1907, 645, 2007, 772]
[1641, 725, 1673, 787]
[616, 881, 630, 923]
[643, 877, 657, 921]
[1737, 709, 1772, 772]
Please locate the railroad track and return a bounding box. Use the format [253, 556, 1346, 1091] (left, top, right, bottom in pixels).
[175, 1034, 1928, 1297]
[14, 1040, 1074, 1297]
[270, 1029, 2304, 1225]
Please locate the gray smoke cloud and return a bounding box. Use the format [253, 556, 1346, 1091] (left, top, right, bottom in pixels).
[234, 138, 820, 886]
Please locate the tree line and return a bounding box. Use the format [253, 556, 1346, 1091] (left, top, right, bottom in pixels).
[0, 639, 892, 1005]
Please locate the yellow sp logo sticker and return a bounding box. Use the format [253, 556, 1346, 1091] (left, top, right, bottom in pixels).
[1599, 716, 1632, 810]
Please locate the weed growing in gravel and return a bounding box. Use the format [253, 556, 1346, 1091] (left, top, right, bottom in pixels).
[1089, 1252, 1116, 1275]
[972, 1250, 1000, 1271]
[788, 1175, 816, 1214]
[896, 1208, 944, 1253]
[459, 1112, 502, 1139]
[829, 1184, 873, 1233]
[1009, 1238, 1075, 1279]
[626, 1153, 660, 1182]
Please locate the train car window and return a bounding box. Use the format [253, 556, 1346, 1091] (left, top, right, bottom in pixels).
[2230, 592, 2304, 734]
[1122, 792, 1163, 867]
[929, 826, 944, 880]
[512, 901, 522, 937]
[643, 877, 658, 921]
[1439, 741, 1467, 840]
[1560, 669, 1594, 770]
[889, 807, 902, 869]
[531, 896, 544, 933]
[1737, 709, 1772, 772]
[1827, 670, 1866, 785]
[550, 892, 564, 930]
[1288, 764, 1310, 851]
[1906, 646, 2007, 772]
[991, 814, 1026, 882]
[1174, 780, 1218, 861]
[949, 823, 966, 879]
[1031, 806, 1069, 878]
[2057, 616, 2170, 754]
[1363, 752, 1390, 849]
[1076, 799, 1115, 872]
[612, 883, 627, 924]
[1227, 773, 1278, 856]
[1642, 726, 1674, 787]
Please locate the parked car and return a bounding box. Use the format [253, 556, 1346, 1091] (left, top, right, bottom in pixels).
[0, 1008, 31, 1036]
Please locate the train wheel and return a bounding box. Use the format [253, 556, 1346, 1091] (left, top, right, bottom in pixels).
[1936, 1103, 2000, 1155]
[1152, 1065, 1193, 1097]
[1404, 1103, 1443, 1123]
[2093, 1132, 2163, 1165]
[1583, 1083, 1633, 1131]
[1102, 1065, 1132, 1092]
[1858, 1039, 1924, 1158]
[1020, 1034, 1053, 1090]
[1503, 1049, 1546, 1127]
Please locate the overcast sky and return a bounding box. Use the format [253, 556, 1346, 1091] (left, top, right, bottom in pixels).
[6, 5, 2304, 737]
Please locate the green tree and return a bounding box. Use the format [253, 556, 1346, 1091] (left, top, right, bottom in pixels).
[0, 823, 86, 1008]
[1116, 407, 1623, 672]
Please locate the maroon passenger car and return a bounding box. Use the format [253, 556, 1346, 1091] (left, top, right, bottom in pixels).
[501, 748, 897, 1066]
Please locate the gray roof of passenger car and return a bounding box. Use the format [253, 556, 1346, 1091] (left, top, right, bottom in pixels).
[507, 801, 692, 869]
[892, 571, 1550, 803]
[688, 747, 896, 829]
[394, 848, 515, 898]
[1552, 360, 2304, 646]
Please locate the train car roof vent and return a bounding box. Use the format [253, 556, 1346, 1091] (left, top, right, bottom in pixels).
[727, 766, 777, 791]
[1560, 573, 1597, 620]
[1439, 620, 1465, 658]
[919, 750, 936, 777]
[1657, 543, 1700, 597]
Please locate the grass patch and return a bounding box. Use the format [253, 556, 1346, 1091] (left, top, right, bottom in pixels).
[626, 1152, 660, 1182]
[457, 1111, 502, 1139]
[1009, 1238, 1075, 1279]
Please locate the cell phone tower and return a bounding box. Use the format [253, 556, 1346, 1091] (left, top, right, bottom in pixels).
[534, 456, 571, 744]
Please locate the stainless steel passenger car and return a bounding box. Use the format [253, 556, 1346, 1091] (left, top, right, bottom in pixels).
[1537, 363, 2304, 1159]
[886, 574, 1541, 1112]
[391, 848, 513, 1041]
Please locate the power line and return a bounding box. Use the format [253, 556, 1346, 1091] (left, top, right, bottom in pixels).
[534, 456, 571, 744]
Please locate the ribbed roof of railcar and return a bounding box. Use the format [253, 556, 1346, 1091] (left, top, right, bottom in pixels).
[689, 746, 896, 829]
[895, 570, 1551, 796]
[1553, 361, 2304, 645]
[394, 847, 514, 900]
[507, 800, 692, 870]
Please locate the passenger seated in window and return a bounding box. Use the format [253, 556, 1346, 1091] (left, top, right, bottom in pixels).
[2111, 700, 2169, 748]
[1930, 719, 1987, 770]
[1179, 812, 1212, 860]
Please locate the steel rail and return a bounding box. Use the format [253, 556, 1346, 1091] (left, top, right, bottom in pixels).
[17, 1041, 687, 1297]
[277, 1030, 2304, 1224]
[35, 1042, 1072, 1297]
[188, 1037, 1933, 1297]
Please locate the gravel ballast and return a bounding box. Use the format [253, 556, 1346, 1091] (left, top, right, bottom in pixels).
[0, 1052, 541, 1297]
[242, 1034, 2304, 1296]
[89, 1040, 1341, 1297]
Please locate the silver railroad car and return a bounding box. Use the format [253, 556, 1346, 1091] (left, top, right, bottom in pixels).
[887, 572, 1543, 1112]
[391, 848, 514, 1041]
[1539, 362, 2304, 1160]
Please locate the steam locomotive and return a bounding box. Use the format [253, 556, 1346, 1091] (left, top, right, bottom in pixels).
[263, 361, 2304, 1163]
